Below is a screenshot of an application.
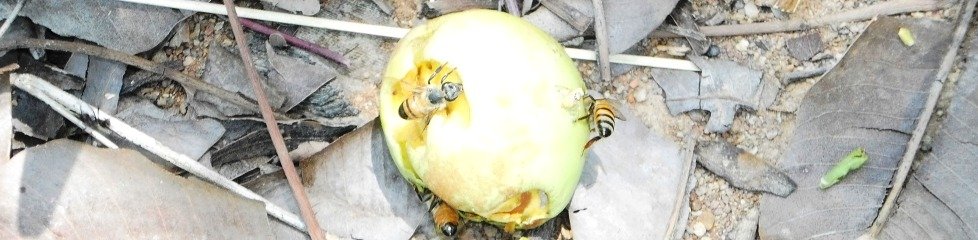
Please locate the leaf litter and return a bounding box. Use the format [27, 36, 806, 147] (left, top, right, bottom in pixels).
[1, 0, 972, 239]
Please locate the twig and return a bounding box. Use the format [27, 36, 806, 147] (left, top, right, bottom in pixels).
[9, 72, 309, 233]
[652, 0, 950, 37]
[0, 0, 25, 40]
[539, 0, 590, 33]
[0, 38, 290, 119]
[16, 80, 120, 149]
[239, 18, 350, 67]
[781, 66, 830, 85]
[222, 1, 326, 240]
[113, 0, 701, 71]
[0, 64, 14, 164]
[591, 0, 612, 82]
[866, 0, 976, 237]
[665, 132, 697, 240]
[504, 0, 520, 16]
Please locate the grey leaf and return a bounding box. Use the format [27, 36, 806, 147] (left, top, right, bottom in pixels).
[194, 43, 286, 118]
[0, 139, 275, 238]
[695, 140, 796, 197]
[651, 56, 764, 133]
[524, 0, 679, 53]
[260, 0, 321, 16]
[879, 177, 971, 240]
[0, 0, 194, 54]
[264, 42, 337, 112]
[882, 30, 978, 238]
[81, 57, 125, 114]
[758, 17, 952, 239]
[299, 120, 426, 240]
[569, 107, 686, 239]
[116, 100, 225, 160]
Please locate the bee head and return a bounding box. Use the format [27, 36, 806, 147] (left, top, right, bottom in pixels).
[441, 82, 462, 101]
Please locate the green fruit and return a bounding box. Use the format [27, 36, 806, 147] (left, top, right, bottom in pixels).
[378, 9, 590, 230]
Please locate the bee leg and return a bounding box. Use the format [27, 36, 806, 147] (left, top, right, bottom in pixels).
[583, 136, 602, 150]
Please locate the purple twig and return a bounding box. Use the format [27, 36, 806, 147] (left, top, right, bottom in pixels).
[239, 18, 351, 67]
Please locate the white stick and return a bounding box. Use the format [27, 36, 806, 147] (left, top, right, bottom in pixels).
[115, 0, 701, 72]
[12, 79, 119, 149]
[0, 0, 25, 40]
[9, 73, 309, 232]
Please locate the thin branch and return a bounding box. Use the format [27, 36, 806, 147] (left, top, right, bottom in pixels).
[221, 1, 327, 240]
[239, 18, 350, 67]
[504, 0, 520, 16]
[9, 72, 309, 233]
[113, 0, 701, 71]
[591, 0, 612, 82]
[0, 0, 25, 40]
[866, 0, 977, 237]
[665, 133, 697, 239]
[19, 81, 120, 149]
[652, 0, 951, 38]
[0, 38, 290, 119]
[0, 64, 15, 164]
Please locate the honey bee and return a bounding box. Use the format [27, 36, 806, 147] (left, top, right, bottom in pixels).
[577, 96, 623, 149]
[419, 190, 461, 236]
[398, 63, 463, 120]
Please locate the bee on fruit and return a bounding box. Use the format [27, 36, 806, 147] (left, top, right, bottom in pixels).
[419, 191, 462, 236]
[577, 96, 623, 149]
[398, 62, 463, 120]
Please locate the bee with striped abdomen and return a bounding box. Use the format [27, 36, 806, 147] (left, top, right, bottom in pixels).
[398, 62, 463, 120]
[419, 190, 462, 236]
[577, 96, 623, 149]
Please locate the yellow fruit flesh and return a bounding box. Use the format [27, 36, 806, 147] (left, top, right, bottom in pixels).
[379, 9, 589, 230]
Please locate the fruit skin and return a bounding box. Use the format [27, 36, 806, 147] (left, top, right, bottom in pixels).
[378, 9, 590, 229]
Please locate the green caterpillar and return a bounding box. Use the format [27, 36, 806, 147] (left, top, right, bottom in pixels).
[820, 147, 869, 189]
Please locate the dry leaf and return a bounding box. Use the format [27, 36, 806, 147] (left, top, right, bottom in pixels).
[260, 0, 321, 16]
[115, 100, 225, 160]
[651, 56, 765, 133]
[0, 139, 276, 239]
[0, 0, 193, 54]
[299, 120, 425, 239]
[881, 31, 978, 238]
[759, 17, 952, 239]
[569, 107, 686, 239]
[695, 140, 796, 197]
[264, 42, 337, 112]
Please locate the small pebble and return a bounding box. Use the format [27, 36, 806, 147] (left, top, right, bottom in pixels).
[691, 222, 707, 237]
[765, 129, 779, 139]
[269, 33, 289, 47]
[183, 56, 194, 67]
[735, 39, 750, 52]
[743, 1, 760, 18]
[705, 44, 721, 57]
[634, 89, 648, 103]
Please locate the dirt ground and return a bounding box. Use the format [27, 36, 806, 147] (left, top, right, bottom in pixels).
[162, 0, 964, 238]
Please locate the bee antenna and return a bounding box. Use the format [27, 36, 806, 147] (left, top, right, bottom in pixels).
[427, 62, 448, 84]
[440, 67, 456, 83]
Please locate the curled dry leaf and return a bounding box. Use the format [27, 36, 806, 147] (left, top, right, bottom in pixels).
[0, 139, 275, 239]
[694, 140, 796, 197]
